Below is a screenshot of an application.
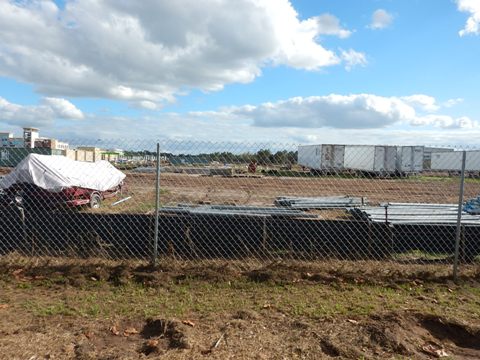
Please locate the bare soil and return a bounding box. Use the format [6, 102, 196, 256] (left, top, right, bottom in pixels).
[107, 172, 480, 214]
[2, 167, 479, 213]
[1, 257, 480, 359]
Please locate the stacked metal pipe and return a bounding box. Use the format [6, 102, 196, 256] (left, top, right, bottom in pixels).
[274, 196, 365, 209]
[349, 202, 480, 225]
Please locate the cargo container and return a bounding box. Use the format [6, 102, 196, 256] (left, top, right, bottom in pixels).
[396, 146, 424, 173]
[344, 145, 397, 174]
[423, 147, 454, 169]
[431, 150, 480, 172]
[297, 144, 345, 172]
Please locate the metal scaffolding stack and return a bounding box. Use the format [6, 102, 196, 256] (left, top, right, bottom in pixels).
[349, 202, 480, 225]
[160, 204, 319, 218]
[274, 196, 366, 209]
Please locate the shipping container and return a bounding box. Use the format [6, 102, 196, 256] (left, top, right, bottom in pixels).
[344, 145, 397, 174]
[396, 146, 424, 173]
[431, 150, 480, 171]
[423, 147, 454, 169]
[297, 144, 345, 172]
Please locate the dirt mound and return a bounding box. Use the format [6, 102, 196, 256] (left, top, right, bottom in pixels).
[137, 319, 194, 356]
[2, 256, 480, 288]
[356, 312, 480, 359]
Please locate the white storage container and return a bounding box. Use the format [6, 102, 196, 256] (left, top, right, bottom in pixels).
[344, 145, 397, 173]
[396, 146, 424, 173]
[297, 144, 345, 171]
[431, 150, 480, 171]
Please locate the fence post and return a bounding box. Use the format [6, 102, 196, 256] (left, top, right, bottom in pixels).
[453, 150, 467, 281]
[152, 142, 161, 266]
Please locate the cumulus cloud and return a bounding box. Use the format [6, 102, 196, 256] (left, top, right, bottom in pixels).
[340, 49, 367, 71]
[0, 0, 359, 107]
[0, 97, 83, 127]
[314, 14, 352, 38]
[457, 0, 480, 36]
[368, 9, 393, 30]
[443, 98, 464, 108]
[2, 93, 474, 146]
[401, 95, 439, 112]
[214, 94, 476, 130]
[42, 98, 84, 120]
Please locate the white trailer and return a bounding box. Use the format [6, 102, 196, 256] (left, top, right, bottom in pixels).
[431, 150, 480, 172]
[423, 147, 454, 169]
[396, 146, 424, 174]
[344, 145, 397, 174]
[297, 144, 345, 172]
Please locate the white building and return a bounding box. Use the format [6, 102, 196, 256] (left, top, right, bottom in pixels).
[23, 127, 40, 148]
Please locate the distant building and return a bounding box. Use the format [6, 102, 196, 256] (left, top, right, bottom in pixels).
[1, 133, 24, 148]
[0, 132, 12, 142]
[35, 138, 69, 150]
[76, 146, 122, 162]
[23, 127, 40, 148]
[76, 146, 102, 162]
[107, 148, 124, 156]
[0, 148, 63, 167]
[0, 127, 70, 167]
[1, 128, 69, 150]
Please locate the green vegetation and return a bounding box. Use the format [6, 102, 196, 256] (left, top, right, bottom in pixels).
[124, 149, 298, 165]
[7, 277, 480, 322]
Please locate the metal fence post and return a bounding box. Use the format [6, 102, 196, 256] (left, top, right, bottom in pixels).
[153, 142, 161, 266]
[453, 150, 467, 281]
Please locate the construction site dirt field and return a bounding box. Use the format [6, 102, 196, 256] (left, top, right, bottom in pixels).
[2, 167, 480, 213]
[108, 172, 480, 214]
[1, 258, 480, 359]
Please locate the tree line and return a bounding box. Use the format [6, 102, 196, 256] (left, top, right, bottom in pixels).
[124, 149, 297, 165]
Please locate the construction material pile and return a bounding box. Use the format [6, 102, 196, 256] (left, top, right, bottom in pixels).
[275, 196, 366, 209]
[464, 196, 480, 215]
[160, 204, 318, 218]
[349, 202, 480, 225]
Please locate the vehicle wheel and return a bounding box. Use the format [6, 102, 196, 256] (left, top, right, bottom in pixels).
[90, 193, 102, 209]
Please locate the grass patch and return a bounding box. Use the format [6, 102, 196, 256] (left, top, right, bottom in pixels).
[8, 277, 480, 323]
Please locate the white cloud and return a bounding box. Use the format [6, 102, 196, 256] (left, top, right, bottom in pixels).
[314, 14, 352, 39]
[0, 97, 83, 127]
[2, 94, 475, 147]
[457, 0, 480, 36]
[340, 49, 367, 71]
[368, 9, 393, 30]
[42, 98, 84, 120]
[0, 0, 358, 107]
[443, 98, 464, 108]
[210, 94, 476, 130]
[401, 95, 439, 112]
[18, 113, 478, 148]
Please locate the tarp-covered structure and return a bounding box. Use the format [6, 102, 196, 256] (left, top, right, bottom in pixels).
[0, 154, 126, 192]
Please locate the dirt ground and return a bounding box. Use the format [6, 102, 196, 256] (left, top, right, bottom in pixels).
[1, 257, 480, 359]
[105, 172, 480, 214]
[2, 166, 480, 214]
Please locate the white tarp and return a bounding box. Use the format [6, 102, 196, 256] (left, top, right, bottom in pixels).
[0, 154, 126, 192]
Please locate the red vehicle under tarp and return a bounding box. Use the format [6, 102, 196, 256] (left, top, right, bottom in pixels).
[0, 154, 126, 209]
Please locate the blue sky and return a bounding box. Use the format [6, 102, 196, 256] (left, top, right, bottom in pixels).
[0, 0, 479, 145]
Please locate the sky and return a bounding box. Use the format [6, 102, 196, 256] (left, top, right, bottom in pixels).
[0, 0, 479, 146]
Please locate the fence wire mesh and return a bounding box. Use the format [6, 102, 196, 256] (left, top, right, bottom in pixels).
[1, 141, 480, 276]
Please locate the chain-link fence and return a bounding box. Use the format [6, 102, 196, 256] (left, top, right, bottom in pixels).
[1, 140, 479, 278]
